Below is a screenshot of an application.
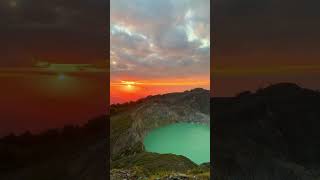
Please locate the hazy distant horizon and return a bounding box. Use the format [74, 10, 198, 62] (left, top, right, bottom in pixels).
[111, 87, 210, 104]
[212, 77, 320, 97]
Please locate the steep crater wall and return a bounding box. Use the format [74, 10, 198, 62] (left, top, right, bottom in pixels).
[110, 89, 210, 159]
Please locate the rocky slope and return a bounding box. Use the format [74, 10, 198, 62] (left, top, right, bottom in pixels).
[212, 83, 320, 179]
[0, 116, 107, 180]
[110, 88, 210, 179]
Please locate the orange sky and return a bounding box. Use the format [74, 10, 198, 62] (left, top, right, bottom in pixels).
[110, 79, 209, 104]
[0, 0, 107, 136]
[0, 64, 107, 136]
[110, 0, 210, 103]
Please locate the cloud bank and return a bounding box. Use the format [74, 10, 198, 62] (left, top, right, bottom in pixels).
[110, 0, 210, 82]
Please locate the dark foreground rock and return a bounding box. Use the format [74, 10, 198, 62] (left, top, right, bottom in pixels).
[212, 83, 320, 179]
[0, 116, 107, 180]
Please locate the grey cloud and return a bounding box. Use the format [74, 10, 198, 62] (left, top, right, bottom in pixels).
[0, 0, 107, 66]
[111, 0, 210, 80]
[159, 26, 189, 50]
[0, 0, 107, 29]
[111, 26, 150, 53]
[111, 0, 174, 25]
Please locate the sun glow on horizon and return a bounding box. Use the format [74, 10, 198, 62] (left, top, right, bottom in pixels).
[109, 81, 142, 92]
[111, 79, 209, 87]
[110, 79, 209, 103]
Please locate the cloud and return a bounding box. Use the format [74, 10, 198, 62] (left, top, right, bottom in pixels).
[0, 0, 107, 67]
[0, 0, 107, 28]
[110, 0, 210, 82]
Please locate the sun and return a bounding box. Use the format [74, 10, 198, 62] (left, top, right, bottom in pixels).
[120, 81, 140, 92]
[126, 84, 133, 89]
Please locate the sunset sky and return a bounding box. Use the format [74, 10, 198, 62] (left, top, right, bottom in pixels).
[110, 0, 210, 103]
[213, 0, 320, 96]
[3, 0, 319, 134]
[0, 0, 107, 136]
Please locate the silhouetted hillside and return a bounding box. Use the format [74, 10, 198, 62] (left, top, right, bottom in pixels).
[212, 83, 320, 179]
[0, 115, 107, 180]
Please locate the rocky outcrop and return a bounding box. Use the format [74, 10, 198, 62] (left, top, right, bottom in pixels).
[111, 153, 210, 180]
[111, 169, 209, 180]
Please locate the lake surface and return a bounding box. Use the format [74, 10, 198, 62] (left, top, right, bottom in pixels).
[144, 122, 210, 164]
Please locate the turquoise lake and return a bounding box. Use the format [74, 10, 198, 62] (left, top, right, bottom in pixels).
[143, 122, 210, 165]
